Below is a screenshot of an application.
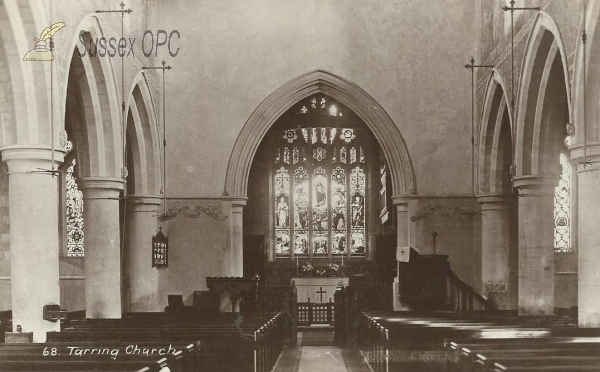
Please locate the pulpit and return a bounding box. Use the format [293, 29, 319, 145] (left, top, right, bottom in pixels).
[292, 277, 349, 303]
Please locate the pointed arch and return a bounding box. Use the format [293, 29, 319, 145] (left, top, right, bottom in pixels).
[125, 72, 161, 196]
[225, 69, 416, 198]
[572, 0, 600, 151]
[515, 12, 571, 178]
[479, 71, 513, 195]
[63, 16, 122, 179]
[0, 0, 52, 148]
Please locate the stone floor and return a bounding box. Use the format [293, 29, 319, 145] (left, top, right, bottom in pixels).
[272, 330, 370, 372]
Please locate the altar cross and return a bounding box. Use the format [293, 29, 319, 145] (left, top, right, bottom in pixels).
[316, 287, 327, 302]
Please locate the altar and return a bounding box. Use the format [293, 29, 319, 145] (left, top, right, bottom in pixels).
[292, 277, 349, 303]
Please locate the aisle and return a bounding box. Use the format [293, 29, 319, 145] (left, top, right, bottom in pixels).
[272, 330, 369, 372]
[297, 346, 348, 372]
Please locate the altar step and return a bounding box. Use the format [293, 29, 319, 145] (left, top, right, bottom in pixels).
[298, 329, 335, 346]
[298, 324, 334, 331]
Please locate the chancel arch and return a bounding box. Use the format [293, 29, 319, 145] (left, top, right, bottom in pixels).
[225, 70, 416, 199]
[237, 71, 415, 300]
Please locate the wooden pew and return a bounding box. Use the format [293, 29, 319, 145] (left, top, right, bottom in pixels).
[476, 355, 600, 372]
[446, 338, 600, 372]
[0, 359, 166, 371]
[360, 311, 598, 372]
[49, 312, 284, 372]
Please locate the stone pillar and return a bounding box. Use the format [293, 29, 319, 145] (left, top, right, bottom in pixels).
[3, 147, 63, 342]
[224, 199, 246, 277]
[478, 194, 513, 310]
[514, 176, 557, 315]
[127, 195, 161, 312]
[572, 147, 600, 327]
[78, 178, 123, 318]
[392, 198, 410, 311]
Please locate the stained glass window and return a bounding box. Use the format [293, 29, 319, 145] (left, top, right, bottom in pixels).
[275, 167, 291, 256]
[554, 154, 571, 252]
[66, 156, 85, 257]
[273, 96, 368, 258]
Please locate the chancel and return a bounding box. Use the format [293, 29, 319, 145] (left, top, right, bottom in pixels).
[1, 1, 600, 371]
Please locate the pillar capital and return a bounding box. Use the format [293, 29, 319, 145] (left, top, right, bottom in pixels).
[78, 177, 123, 200]
[477, 194, 513, 211]
[391, 195, 411, 207]
[1, 146, 65, 174]
[225, 197, 247, 210]
[513, 175, 558, 196]
[569, 143, 600, 161]
[127, 195, 162, 213]
[568, 144, 600, 173]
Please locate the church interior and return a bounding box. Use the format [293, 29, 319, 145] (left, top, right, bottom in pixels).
[1, 0, 600, 371]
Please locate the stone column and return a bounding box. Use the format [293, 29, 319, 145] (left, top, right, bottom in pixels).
[513, 176, 557, 315]
[78, 178, 123, 318]
[3, 147, 63, 342]
[392, 197, 410, 311]
[127, 195, 161, 312]
[222, 200, 246, 277]
[478, 194, 513, 310]
[572, 147, 600, 327]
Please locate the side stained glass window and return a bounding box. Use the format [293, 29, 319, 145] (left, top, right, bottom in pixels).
[66, 156, 85, 257]
[275, 167, 291, 256]
[350, 166, 366, 255]
[554, 154, 571, 252]
[273, 95, 369, 258]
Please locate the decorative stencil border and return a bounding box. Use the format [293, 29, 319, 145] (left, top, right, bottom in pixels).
[410, 204, 475, 222]
[158, 205, 228, 222]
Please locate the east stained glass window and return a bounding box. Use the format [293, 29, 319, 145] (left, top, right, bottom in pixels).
[554, 154, 571, 252]
[273, 96, 368, 258]
[66, 151, 84, 257]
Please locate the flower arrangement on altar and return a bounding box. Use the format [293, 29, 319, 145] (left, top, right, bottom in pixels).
[296, 260, 345, 277]
[326, 262, 340, 274]
[300, 261, 313, 276]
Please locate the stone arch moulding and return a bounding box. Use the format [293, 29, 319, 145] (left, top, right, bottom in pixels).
[62, 14, 121, 120]
[571, 0, 600, 150]
[478, 70, 512, 195]
[62, 15, 122, 179]
[515, 11, 571, 177]
[126, 71, 162, 196]
[0, 0, 52, 148]
[224, 69, 417, 198]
